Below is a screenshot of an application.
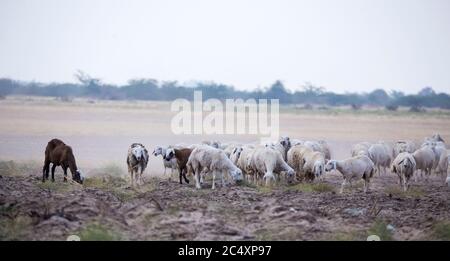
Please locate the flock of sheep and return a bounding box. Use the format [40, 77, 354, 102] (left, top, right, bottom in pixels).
[125, 133, 450, 193]
[42, 134, 449, 194]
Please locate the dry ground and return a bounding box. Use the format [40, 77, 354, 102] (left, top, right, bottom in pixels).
[0, 96, 449, 241]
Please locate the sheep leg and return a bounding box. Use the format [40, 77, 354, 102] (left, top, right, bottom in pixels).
[212, 170, 217, 190]
[363, 177, 370, 193]
[42, 160, 50, 182]
[340, 179, 348, 194]
[130, 170, 135, 187]
[63, 166, 68, 182]
[51, 164, 56, 182]
[194, 168, 201, 190]
[182, 168, 190, 184]
[221, 171, 226, 187]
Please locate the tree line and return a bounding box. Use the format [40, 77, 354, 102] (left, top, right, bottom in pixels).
[0, 72, 449, 109]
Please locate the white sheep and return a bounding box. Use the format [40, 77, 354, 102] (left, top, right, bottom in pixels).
[231, 145, 258, 183]
[393, 141, 417, 158]
[302, 150, 326, 181]
[368, 143, 392, 176]
[391, 152, 416, 191]
[187, 145, 243, 189]
[325, 155, 375, 194]
[412, 146, 435, 181]
[351, 142, 371, 157]
[287, 144, 312, 181]
[152, 146, 178, 179]
[250, 146, 295, 186]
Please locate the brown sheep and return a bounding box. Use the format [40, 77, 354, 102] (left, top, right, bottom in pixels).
[164, 148, 192, 184]
[42, 139, 83, 184]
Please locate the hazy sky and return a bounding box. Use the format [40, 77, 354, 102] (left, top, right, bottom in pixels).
[1, 0, 450, 93]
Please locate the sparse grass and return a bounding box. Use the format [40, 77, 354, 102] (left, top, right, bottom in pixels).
[367, 220, 393, 241]
[36, 181, 77, 192]
[429, 221, 450, 240]
[256, 186, 274, 194]
[237, 179, 257, 189]
[325, 230, 366, 241]
[84, 171, 156, 202]
[384, 186, 425, 198]
[286, 182, 335, 193]
[0, 160, 40, 177]
[0, 215, 33, 240]
[78, 223, 122, 241]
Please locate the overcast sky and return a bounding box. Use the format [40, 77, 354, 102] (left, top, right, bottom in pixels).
[1, 0, 449, 93]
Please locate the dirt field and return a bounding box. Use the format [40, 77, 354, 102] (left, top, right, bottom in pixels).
[0, 96, 450, 240]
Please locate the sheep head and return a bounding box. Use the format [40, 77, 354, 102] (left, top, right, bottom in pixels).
[325, 160, 337, 172]
[313, 161, 324, 179]
[164, 148, 176, 161]
[73, 169, 84, 184]
[152, 146, 164, 156]
[132, 146, 145, 161]
[229, 168, 243, 181]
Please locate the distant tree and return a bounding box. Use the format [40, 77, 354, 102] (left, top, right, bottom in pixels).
[418, 86, 435, 96]
[367, 89, 390, 106]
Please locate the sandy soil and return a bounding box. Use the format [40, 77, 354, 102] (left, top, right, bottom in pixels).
[0, 96, 449, 241]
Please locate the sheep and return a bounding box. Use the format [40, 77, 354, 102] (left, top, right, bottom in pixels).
[164, 147, 192, 184]
[202, 140, 220, 149]
[325, 155, 375, 194]
[152, 146, 178, 179]
[393, 141, 417, 158]
[42, 138, 84, 184]
[126, 143, 149, 186]
[368, 143, 392, 176]
[421, 141, 447, 176]
[412, 146, 435, 181]
[287, 144, 312, 181]
[223, 142, 243, 158]
[230, 145, 257, 182]
[287, 139, 331, 160]
[302, 151, 326, 182]
[391, 152, 416, 191]
[187, 145, 243, 189]
[425, 133, 445, 143]
[351, 142, 371, 157]
[435, 149, 449, 180]
[250, 146, 295, 186]
[264, 137, 291, 161]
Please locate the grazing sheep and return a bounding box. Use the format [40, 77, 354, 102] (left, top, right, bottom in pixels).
[325, 155, 375, 194]
[42, 138, 84, 184]
[303, 151, 326, 181]
[152, 146, 178, 179]
[351, 142, 371, 157]
[287, 144, 312, 181]
[164, 147, 192, 184]
[391, 152, 416, 191]
[250, 147, 295, 186]
[368, 143, 392, 176]
[202, 140, 220, 149]
[187, 145, 243, 189]
[412, 146, 435, 181]
[127, 143, 149, 186]
[421, 141, 447, 175]
[393, 141, 417, 158]
[231, 145, 257, 182]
